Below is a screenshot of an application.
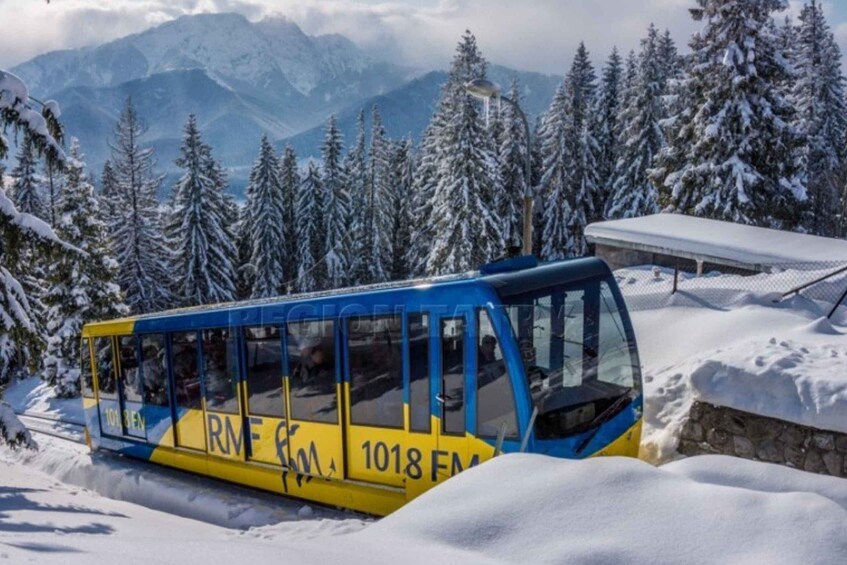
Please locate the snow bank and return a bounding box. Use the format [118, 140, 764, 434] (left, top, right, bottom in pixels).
[2, 434, 358, 531]
[621, 267, 847, 463]
[2, 376, 84, 424]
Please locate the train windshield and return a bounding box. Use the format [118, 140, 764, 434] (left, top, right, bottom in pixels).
[499, 278, 639, 440]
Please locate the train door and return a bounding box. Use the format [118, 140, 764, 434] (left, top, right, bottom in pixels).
[93, 336, 122, 436]
[432, 310, 474, 481]
[343, 313, 405, 487]
[199, 328, 245, 462]
[115, 335, 146, 439]
[283, 319, 344, 482]
[169, 331, 206, 452]
[137, 333, 174, 447]
[404, 312, 437, 500]
[242, 325, 289, 467]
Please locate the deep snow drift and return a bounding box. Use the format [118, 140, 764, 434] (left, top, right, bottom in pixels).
[622, 266, 847, 463]
[1, 447, 846, 565]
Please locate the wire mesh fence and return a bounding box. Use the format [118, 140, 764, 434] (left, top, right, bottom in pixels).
[611, 260, 847, 325]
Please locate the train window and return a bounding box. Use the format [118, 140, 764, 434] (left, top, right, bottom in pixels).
[440, 317, 465, 435]
[244, 326, 284, 418]
[597, 282, 636, 389]
[80, 338, 95, 398]
[94, 337, 117, 399]
[476, 310, 518, 439]
[171, 332, 201, 409]
[347, 314, 403, 428]
[202, 329, 239, 414]
[408, 314, 430, 433]
[287, 320, 337, 424]
[118, 335, 142, 403]
[140, 334, 169, 406]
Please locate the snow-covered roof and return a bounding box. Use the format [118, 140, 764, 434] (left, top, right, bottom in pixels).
[585, 214, 847, 268]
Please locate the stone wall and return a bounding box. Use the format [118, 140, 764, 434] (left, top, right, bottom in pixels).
[679, 401, 847, 478]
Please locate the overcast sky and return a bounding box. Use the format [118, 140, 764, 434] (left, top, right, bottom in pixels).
[2, 0, 846, 73]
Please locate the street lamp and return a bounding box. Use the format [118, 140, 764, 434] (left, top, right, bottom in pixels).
[465, 78, 533, 257]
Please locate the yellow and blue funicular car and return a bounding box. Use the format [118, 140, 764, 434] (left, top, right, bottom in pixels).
[79, 256, 642, 516]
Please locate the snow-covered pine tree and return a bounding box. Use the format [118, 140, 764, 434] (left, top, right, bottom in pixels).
[654, 0, 802, 228]
[321, 115, 351, 289]
[245, 134, 285, 299]
[538, 43, 599, 258]
[168, 115, 237, 306]
[657, 29, 683, 91]
[0, 69, 66, 448]
[537, 83, 574, 260]
[388, 138, 414, 280]
[792, 0, 847, 236]
[41, 158, 63, 228]
[607, 24, 664, 219]
[296, 162, 327, 292]
[364, 106, 393, 283]
[345, 110, 368, 285]
[43, 139, 127, 397]
[99, 160, 119, 227]
[425, 30, 502, 274]
[109, 98, 173, 313]
[497, 80, 528, 249]
[10, 139, 45, 220]
[279, 144, 300, 292]
[405, 122, 439, 276]
[592, 48, 624, 218]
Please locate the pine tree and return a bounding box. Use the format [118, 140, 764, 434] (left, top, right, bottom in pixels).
[498, 80, 529, 248]
[538, 43, 599, 258]
[365, 106, 393, 283]
[425, 30, 502, 274]
[43, 139, 127, 397]
[388, 139, 414, 280]
[607, 24, 664, 219]
[168, 115, 237, 306]
[793, 0, 847, 236]
[593, 48, 624, 218]
[657, 29, 683, 91]
[321, 115, 351, 289]
[345, 110, 369, 284]
[296, 162, 326, 292]
[41, 158, 63, 228]
[99, 160, 119, 226]
[245, 135, 285, 299]
[109, 98, 173, 313]
[405, 123, 439, 276]
[654, 0, 802, 228]
[279, 145, 300, 291]
[10, 139, 44, 220]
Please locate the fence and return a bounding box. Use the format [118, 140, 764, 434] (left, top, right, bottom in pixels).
[612, 260, 847, 325]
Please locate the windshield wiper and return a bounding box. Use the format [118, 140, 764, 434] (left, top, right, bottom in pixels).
[574, 390, 636, 455]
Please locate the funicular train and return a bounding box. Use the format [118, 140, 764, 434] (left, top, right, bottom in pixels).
[80, 256, 642, 516]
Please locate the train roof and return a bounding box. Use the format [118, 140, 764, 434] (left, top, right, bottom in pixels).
[83, 256, 612, 330]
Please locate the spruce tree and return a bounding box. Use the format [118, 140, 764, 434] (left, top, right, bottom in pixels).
[280, 145, 300, 292]
[607, 24, 664, 219]
[593, 48, 624, 218]
[498, 80, 528, 248]
[245, 135, 285, 299]
[109, 98, 173, 313]
[793, 0, 847, 236]
[321, 115, 351, 289]
[168, 115, 237, 306]
[654, 0, 802, 228]
[99, 160, 119, 226]
[365, 106, 392, 283]
[388, 139, 414, 280]
[538, 83, 575, 260]
[10, 139, 44, 220]
[345, 110, 369, 284]
[425, 31, 502, 274]
[405, 123, 439, 276]
[296, 162, 326, 292]
[43, 139, 127, 397]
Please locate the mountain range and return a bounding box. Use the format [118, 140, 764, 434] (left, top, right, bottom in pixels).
[10, 12, 561, 194]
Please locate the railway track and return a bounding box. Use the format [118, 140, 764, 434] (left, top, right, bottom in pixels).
[15, 411, 87, 444]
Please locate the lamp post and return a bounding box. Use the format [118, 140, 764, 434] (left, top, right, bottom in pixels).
[465, 78, 533, 257]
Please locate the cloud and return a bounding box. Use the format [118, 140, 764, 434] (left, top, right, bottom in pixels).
[0, 0, 839, 75]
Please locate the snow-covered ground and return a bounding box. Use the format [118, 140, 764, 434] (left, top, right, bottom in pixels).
[2, 444, 846, 564]
[620, 266, 847, 463]
[3, 377, 84, 424]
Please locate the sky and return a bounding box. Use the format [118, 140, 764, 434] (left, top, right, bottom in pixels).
[1, 0, 846, 74]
